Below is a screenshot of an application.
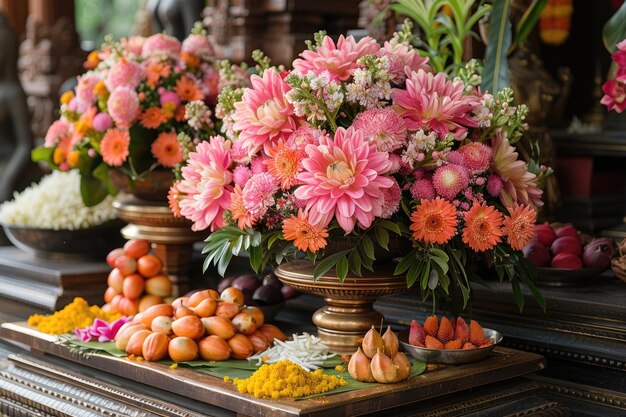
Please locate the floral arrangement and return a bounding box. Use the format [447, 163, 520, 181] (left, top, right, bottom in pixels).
[33, 25, 250, 206]
[601, 39, 626, 113]
[171, 23, 548, 313]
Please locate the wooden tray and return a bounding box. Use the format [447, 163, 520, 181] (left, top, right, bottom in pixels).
[0, 322, 546, 417]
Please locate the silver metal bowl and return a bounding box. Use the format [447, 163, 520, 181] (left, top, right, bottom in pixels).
[399, 328, 503, 365]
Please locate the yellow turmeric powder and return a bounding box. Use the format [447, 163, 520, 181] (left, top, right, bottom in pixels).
[27, 297, 121, 335]
[232, 360, 347, 399]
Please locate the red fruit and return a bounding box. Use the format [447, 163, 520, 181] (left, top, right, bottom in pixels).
[480, 339, 494, 348]
[408, 320, 426, 346]
[554, 225, 580, 241]
[106, 248, 125, 268]
[462, 342, 478, 350]
[534, 223, 557, 247]
[523, 241, 551, 267]
[107, 268, 125, 293]
[423, 315, 439, 337]
[123, 239, 151, 259]
[424, 335, 444, 350]
[550, 252, 583, 269]
[137, 254, 163, 278]
[582, 238, 615, 269]
[444, 339, 463, 350]
[454, 317, 470, 343]
[437, 317, 454, 342]
[469, 320, 485, 346]
[551, 236, 582, 256]
[122, 274, 145, 299]
[115, 255, 138, 276]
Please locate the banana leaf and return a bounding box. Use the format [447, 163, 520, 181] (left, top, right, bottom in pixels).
[481, 0, 512, 93]
[603, 2, 626, 53]
[509, 0, 547, 55]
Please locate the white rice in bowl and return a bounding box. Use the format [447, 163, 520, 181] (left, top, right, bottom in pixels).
[0, 170, 117, 230]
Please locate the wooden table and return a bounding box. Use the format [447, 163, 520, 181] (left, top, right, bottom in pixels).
[0, 322, 546, 417]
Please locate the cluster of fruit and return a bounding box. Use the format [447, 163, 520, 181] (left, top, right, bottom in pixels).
[348, 326, 411, 383]
[408, 316, 492, 350]
[217, 273, 298, 307]
[113, 287, 287, 362]
[104, 240, 172, 316]
[523, 223, 615, 270]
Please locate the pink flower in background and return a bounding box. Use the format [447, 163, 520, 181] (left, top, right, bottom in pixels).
[92, 112, 113, 132]
[486, 174, 504, 197]
[381, 178, 401, 218]
[142, 33, 181, 60]
[601, 79, 626, 113]
[378, 41, 431, 83]
[75, 73, 100, 104]
[121, 36, 146, 56]
[232, 165, 253, 187]
[182, 34, 214, 59]
[107, 87, 140, 128]
[44, 120, 70, 147]
[292, 35, 380, 81]
[179, 137, 233, 231]
[232, 69, 302, 155]
[351, 108, 408, 152]
[105, 59, 143, 91]
[242, 172, 278, 217]
[411, 178, 435, 200]
[392, 69, 479, 139]
[295, 127, 393, 233]
[458, 142, 492, 173]
[285, 125, 323, 149]
[433, 164, 469, 200]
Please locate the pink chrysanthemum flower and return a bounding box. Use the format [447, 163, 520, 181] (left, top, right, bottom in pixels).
[433, 164, 469, 200]
[285, 125, 324, 149]
[491, 134, 543, 207]
[107, 87, 140, 129]
[378, 41, 431, 83]
[75, 73, 100, 104]
[250, 157, 268, 174]
[141, 33, 181, 60]
[100, 128, 130, 166]
[381, 179, 401, 218]
[44, 120, 71, 147]
[351, 108, 408, 152]
[486, 174, 503, 197]
[232, 69, 302, 155]
[292, 35, 380, 81]
[105, 59, 143, 91]
[179, 137, 233, 231]
[392, 69, 479, 139]
[411, 178, 436, 201]
[242, 172, 278, 217]
[294, 126, 394, 233]
[121, 36, 146, 56]
[232, 165, 253, 188]
[458, 142, 492, 173]
[601, 80, 626, 113]
[182, 34, 214, 60]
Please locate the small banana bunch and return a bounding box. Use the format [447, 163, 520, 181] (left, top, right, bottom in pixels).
[348, 325, 411, 383]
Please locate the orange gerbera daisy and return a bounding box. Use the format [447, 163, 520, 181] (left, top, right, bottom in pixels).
[180, 51, 200, 68]
[168, 180, 184, 218]
[264, 140, 303, 190]
[174, 105, 187, 122]
[141, 107, 168, 129]
[409, 197, 458, 244]
[145, 62, 171, 88]
[229, 185, 258, 229]
[151, 132, 182, 168]
[503, 203, 537, 250]
[462, 202, 504, 252]
[175, 76, 204, 101]
[282, 210, 329, 253]
[100, 128, 130, 166]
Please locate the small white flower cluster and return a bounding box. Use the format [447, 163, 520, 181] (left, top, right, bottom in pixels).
[345, 55, 392, 109]
[0, 170, 117, 230]
[185, 100, 214, 130]
[402, 129, 440, 167]
[285, 70, 344, 125]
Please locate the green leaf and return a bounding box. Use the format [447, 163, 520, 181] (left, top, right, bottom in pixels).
[520, 273, 546, 312]
[482, 0, 512, 93]
[92, 163, 117, 195]
[249, 244, 262, 273]
[375, 225, 389, 251]
[511, 278, 524, 313]
[313, 250, 350, 280]
[127, 124, 155, 174]
[429, 248, 449, 262]
[348, 249, 362, 277]
[604, 2, 626, 53]
[420, 259, 431, 291]
[510, 0, 547, 54]
[406, 258, 422, 287]
[336, 256, 349, 282]
[395, 251, 417, 275]
[267, 232, 282, 250]
[217, 249, 233, 277]
[232, 235, 244, 256]
[31, 146, 55, 164]
[379, 219, 401, 235]
[79, 176, 108, 207]
[429, 253, 449, 276]
[360, 234, 375, 261]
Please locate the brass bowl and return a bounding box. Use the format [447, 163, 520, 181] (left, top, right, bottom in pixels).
[399, 328, 502, 365]
[2, 220, 125, 260]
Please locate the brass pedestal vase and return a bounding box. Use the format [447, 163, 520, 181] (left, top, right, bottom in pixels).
[274, 259, 409, 354]
[113, 194, 202, 297]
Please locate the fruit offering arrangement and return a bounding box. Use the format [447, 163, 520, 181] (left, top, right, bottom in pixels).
[408, 316, 493, 350]
[217, 272, 299, 308]
[348, 326, 412, 383]
[114, 287, 287, 363]
[523, 223, 615, 270]
[104, 240, 173, 316]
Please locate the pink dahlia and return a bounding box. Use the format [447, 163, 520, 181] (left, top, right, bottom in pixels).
[105, 59, 143, 91]
[141, 33, 181, 60]
[351, 108, 408, 152]
[378, 41, 431, 83]
[44, 120, 70, 147]
[179, 137, 233, 231]
[292, 35, 380, 81]
[182, 34, 214, 60]
[433, 164, 469, 200]
[242, 172, 278, 217]
[294, 126, 394, 233]
[75, 73, 100, 104]
[232, 69, 302, 155]
[107, 87, 140, 129]
[411, 179, 436, 200]
[601, 80, 626, 113]
[392, 69, 479, 139]
[458, 142, 492, 173]
[381, 179, 401, 219]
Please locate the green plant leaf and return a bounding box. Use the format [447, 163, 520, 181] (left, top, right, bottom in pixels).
[79, 176, 108, 207]
[394, 250, 417, 275]
[374, 225, 389, 251]
[127, 124, 155, 175]
[313, 250, 350, 280]
[420, 259, 431, 290]
[31, 146, 55, 164]
[510, 0, 547, 54]
[360, 234, 375, 260]
[406, 258, 422, 287]
[482, 0, 512, 93]
[519, 272, 546, 312]
[511, 278, 524, 313]
[348, 249, 362, 277]
[603, 2, 626, 53]
[379, 219, 402, 235]
[336, 255, 349, 282]
[249, 244, 262, 273]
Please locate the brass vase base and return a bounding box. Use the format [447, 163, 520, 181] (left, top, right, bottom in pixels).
[113, 194, 203, 297]
[274, 260, 409, 354]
